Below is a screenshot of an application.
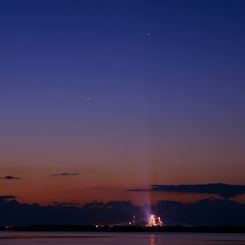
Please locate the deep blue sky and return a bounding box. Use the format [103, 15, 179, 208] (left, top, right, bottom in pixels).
[0, 0, 245, 204]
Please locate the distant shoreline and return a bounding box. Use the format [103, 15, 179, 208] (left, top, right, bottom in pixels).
[1, 225, 245, 233]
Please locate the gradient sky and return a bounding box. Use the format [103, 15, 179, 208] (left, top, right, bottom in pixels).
[0, 0, 245, 205]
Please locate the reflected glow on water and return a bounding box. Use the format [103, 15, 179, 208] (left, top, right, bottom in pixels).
[149, 234, 156, 245]
[0, 232, 245, 245]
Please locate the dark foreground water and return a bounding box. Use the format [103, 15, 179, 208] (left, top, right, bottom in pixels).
[0, 232, 245, 245]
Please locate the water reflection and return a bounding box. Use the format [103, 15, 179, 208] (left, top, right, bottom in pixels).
[149, 234, 156, 245]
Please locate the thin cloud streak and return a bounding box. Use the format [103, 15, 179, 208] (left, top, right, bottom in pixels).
[128, 183, 245, 198]
[0, 175, 21, 180]
[50, 172, 79, 177]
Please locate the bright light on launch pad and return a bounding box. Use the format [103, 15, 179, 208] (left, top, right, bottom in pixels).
[146, 214, 164, 227]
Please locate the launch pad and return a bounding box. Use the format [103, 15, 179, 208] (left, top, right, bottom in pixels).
[146, 214, 164, 227]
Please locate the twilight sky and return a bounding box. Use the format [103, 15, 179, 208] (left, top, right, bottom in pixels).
[0, 0, 245, 205]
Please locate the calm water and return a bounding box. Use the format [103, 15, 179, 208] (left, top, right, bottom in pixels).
[0, 232, 245, 245]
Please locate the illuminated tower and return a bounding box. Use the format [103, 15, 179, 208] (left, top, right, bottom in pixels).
[132, 215, 136, 226]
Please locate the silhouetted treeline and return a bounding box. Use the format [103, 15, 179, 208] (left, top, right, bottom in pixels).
[1, 196, 245, 226]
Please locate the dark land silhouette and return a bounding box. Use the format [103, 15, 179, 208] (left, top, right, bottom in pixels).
[1, 225, 245, 233]
[1, 195, 245, 228]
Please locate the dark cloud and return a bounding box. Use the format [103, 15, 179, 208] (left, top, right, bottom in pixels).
[128, 183, 245, 198]
[0, 175, 21, 180]
[50, 172, 79, 177]
[0, 195, 17, 201]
